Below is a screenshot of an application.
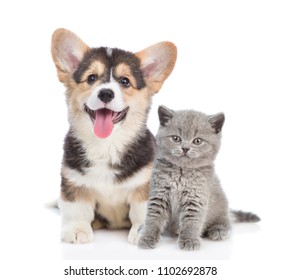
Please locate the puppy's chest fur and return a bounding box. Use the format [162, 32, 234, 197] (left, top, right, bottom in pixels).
[61, 128, 155, 227]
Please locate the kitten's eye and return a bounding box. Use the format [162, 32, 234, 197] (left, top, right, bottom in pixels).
[172, 136, 181, 143]
[193, 138, 203, 145]
[87, 74, 98, 85]
[120, 77, 131, 88]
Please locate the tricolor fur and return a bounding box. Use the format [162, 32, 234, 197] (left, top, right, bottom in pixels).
[51, 28, 177, 243]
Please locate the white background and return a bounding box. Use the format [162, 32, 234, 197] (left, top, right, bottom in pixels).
[0, 0, 281, 279]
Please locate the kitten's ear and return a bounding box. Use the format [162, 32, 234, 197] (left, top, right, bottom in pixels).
[135, 42, 177, 94]
[208, 113, 225, 133]
[51, 28, 90, 83]
[158, 105, 174, 126]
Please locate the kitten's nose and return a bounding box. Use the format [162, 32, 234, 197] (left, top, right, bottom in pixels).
[182, 148, 189, 154]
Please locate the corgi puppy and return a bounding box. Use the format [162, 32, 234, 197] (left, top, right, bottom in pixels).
[51, 28, 177, 244]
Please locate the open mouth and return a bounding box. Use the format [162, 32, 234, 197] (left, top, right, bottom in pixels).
[84, 105, 129, 138]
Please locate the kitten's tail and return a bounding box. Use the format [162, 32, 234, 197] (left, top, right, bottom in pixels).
[231, 209, 260, 223]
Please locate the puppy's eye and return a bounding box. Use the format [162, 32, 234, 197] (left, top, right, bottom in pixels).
[87, 74, 97, 84]
[193, 138, 203, 145]
[120, 77, 131, 88]
[172, 136, 181, 143]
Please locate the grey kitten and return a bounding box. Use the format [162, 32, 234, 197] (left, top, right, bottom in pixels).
[138, 106, 260, 250]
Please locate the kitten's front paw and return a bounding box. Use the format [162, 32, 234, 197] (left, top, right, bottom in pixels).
[61, 223, 94, 244]
[178, 237, 200, 250]
[207, 225, 230, 240]
[138, 234, 159, 249]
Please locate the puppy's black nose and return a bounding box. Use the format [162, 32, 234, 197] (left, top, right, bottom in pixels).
[98, 89, 115, 103]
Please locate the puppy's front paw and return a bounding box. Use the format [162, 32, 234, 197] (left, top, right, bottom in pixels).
[61, 223, 94, 244]
[138, 234, 159, 249]
[128, 225, 141, 245]
[178, 237, 200, 250]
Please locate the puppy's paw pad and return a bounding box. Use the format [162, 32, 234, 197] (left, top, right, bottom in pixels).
[178, 238, 200, 250]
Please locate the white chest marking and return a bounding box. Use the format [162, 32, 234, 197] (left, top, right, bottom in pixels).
[64, 163, 151, 197]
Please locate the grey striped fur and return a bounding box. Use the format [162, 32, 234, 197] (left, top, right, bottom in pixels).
[138, 106, 260, 250]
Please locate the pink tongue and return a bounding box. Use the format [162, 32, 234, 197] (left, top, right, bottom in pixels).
[94, 109, 114, 138]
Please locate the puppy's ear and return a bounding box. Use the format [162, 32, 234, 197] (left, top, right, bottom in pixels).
[135, 42, 177, 94]
[51, 28, 90, 83]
